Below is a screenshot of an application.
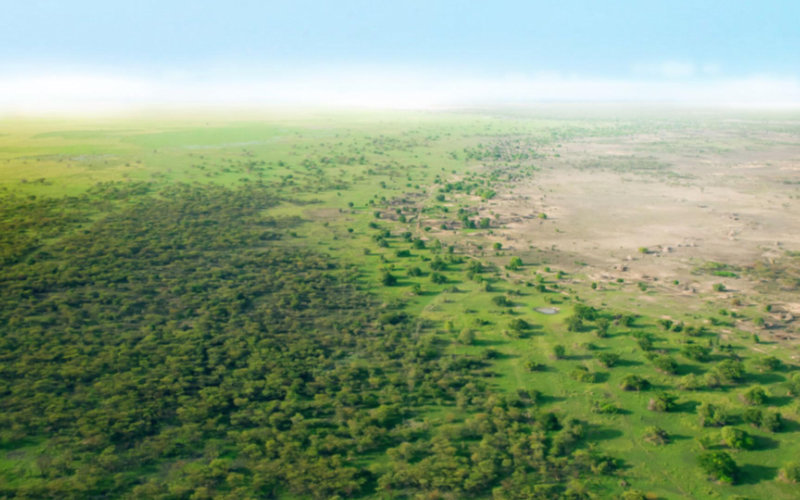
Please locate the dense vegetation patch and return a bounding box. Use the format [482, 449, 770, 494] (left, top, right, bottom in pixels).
[0, 184, 614, 498]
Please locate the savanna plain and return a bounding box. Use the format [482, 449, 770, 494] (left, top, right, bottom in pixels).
[1, 107, 799, 499]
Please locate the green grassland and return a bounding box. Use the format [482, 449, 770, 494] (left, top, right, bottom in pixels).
[1, 111, 799, 499]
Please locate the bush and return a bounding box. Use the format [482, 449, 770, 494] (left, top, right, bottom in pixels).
[720, 426, 754, 450]
[596, 352, 620, 368]
[741, 385, 768, 405]
[713, 359, 745, 384]
[570, 366, 598, 383]
[525, 360, 545, 372]
[788, 373, 800, 396]
[698, 451, 739, 484]
[742, 407, 763, 427]
[648, 392, 677, 412]
[380, 270, 397, 286]
[676, 374, 704, 391]
[566, 314, 584, 332]
[643, 426, 670, 445]
[491, 295, 512, 307]
[779, 462, 800, 483]
[681, 344, 711, 362]
[620, 374, 650, 391]
[752, 355, 781, 372]
[430, 272, 447, 284]
[573, 304, 597, 321]
[509, 318, 530, 332]
[651, 355, 678, 375]
[594, 317, 610, 337]
[552, 344, 566, 359]
[698, 402, 731, 427]
[761, 410, 783, 432]
[458, 329, 475, 345]
[407, 266, 423, 277]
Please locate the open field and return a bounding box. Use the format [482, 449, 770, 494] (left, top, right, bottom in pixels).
[1, 108, 799, 499]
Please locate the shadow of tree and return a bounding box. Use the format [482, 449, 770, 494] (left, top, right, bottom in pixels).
[737, 463, 778, 485]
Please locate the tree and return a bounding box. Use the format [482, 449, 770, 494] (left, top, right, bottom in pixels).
[380, 270, 397, 286]
[720, 427, 753, 450]
[698, 402, 731, 427]
[594, 317, 610, 337]
[714, 359, 745, 384]
[566, 314, 583, 332]
[643, 426, 669, 445]
[779, 462, 800, 483]
[458, 329, 475, 345]
[698, 451, 739, 484]
[552, 345, 566, 360]
[596, 352, 620, 368]
[648, 392, 677, 412]
[507, 256, 523, 270]
[651, 355, 678, 375]
[620, 374, 650, 391]
[741, 385, 768, 406]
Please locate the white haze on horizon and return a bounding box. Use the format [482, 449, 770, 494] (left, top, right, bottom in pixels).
[1, 66, 799, 115]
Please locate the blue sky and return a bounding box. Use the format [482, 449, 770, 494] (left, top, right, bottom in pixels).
[1, 1, 798, 111]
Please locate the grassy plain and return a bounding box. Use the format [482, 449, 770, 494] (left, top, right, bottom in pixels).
[1, 108, 799, 498]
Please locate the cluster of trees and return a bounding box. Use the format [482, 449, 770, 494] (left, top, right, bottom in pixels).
[0, 183, 616, 498]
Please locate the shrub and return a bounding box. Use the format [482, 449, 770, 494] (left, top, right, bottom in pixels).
[713, 359, 745, 384]
[698, 451, 739, 484]
[741, 385, 768, 405]
[761, 410, 783, 432]
[565, 314, 583, 332]
[698, 402, 731, 427]
[507, 256, 523, 270]
[594, 317, 610, 337]
[752, 355, 781, 372]
[596, 352, 620, 367]
[643, 426, 670, 445]
[779, 462, 800, 483]
[787, 373, 800, 396]
[573, 304, 597, 321]
[648, 392, 677, 412]
[742, 407, 763, 427]
[651, 355, 678, 375]
[509, 318, 530, 332]
[570, 366, 598, 383]
[681, 344, 711, 362]
[380, 270, 397, 286]
[491, 295, 512, 307]
[620, 374, 650, 391]
[407, 266, 423, 277]
[430, 272, 447, 284]
[552, 344, 566, 359]
[676, 374, 704, 391]
[525, 360, 545, 372]
[720, 426, 754, 450]
[458, 329, 475, 345]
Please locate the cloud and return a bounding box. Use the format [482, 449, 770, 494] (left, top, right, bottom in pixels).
[0, 66, 798, 114]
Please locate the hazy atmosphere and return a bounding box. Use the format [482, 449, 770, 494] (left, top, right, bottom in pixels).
[1, 1, 799, 111]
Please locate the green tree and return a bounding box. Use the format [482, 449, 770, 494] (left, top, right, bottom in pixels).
[380, 270, 397, 286]
[698, 451, 739, 484]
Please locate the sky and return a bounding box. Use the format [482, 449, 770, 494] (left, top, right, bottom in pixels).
[1, 0, 798, 112]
